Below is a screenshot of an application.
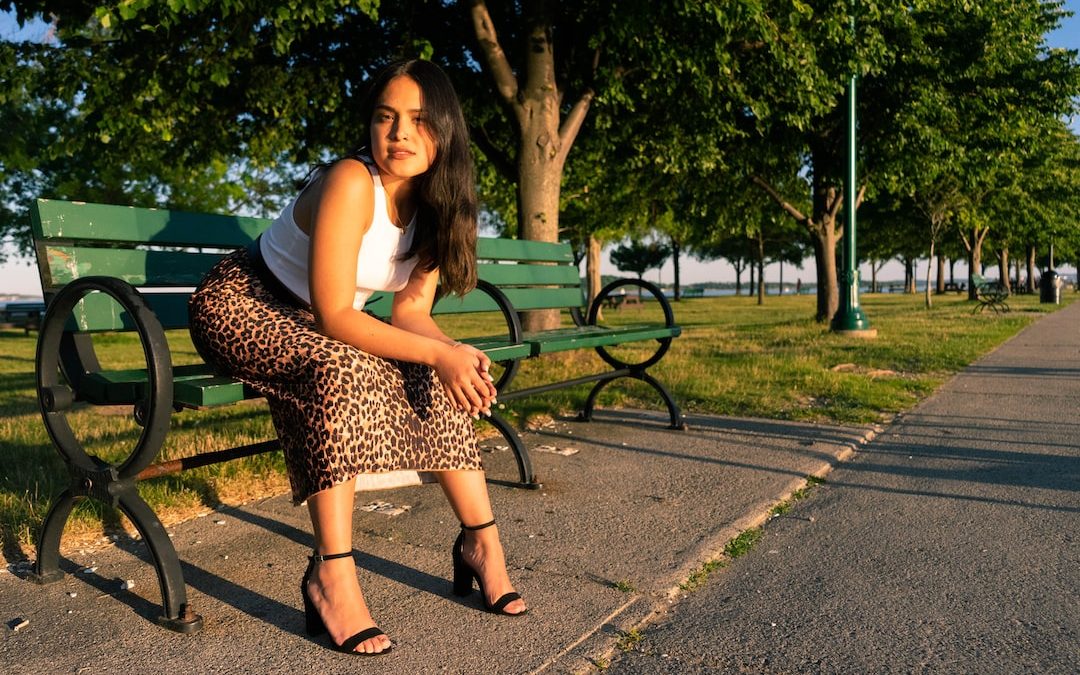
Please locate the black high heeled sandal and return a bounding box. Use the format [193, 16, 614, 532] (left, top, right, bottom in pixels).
[301, 551, 392, 655]
[452, 520, 527, 616]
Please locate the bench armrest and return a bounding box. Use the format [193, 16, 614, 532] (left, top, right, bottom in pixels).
[469, 279, 524, 392]
[584, 278, 678, 371]
[36, 276, 174, 480]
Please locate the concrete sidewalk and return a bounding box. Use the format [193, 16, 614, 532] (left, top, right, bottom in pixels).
[0, 400, 875, 672]
[604, 301, 1080, 674]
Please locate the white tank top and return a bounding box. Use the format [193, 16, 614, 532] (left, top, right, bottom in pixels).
[259, 158, 418, 310]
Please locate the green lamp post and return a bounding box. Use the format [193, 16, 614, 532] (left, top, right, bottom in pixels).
[831, 1, 876, 337]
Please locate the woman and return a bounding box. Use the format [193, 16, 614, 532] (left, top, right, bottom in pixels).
[189, 59, 526, 656]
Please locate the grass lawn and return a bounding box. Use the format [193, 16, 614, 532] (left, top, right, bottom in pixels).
[0, 290, 1072, 557]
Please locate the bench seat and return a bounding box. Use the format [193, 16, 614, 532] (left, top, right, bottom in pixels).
[524, 324, 682, 354]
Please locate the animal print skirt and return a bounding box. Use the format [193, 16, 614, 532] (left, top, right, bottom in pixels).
[188, 249, 482, 504]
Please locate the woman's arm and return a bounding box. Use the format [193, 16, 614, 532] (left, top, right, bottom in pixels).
[393, 265, 497, 408]
[306, 160, 492, 413]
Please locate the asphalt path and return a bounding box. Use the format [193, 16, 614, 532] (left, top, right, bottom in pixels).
[606, 301, 1080, 674]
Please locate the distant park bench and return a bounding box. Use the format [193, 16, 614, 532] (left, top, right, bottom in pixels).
[603, 289, 643, 309]
[971, 274, 1010, 313]
[0, 301, 45, 333]
[27, 198, 684, 632]
[942, 281, 965, 294]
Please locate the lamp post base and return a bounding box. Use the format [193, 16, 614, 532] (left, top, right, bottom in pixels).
[830, 307, 876, 337]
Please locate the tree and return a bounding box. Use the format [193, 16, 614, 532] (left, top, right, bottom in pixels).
[610, 239, 670, 294]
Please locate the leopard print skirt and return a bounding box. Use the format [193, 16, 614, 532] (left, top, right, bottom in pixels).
[188, 249, 482, 504]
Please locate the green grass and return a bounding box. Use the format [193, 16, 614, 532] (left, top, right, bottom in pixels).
[676, 527, 766, 592]
[771, 475, 827, 517]
[611, 579, 635, 593]
[0, 291, 1072, 557]
[615, 627, 643, 652]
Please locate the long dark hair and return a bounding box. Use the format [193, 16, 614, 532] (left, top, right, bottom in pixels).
[349, 59, 478, 296]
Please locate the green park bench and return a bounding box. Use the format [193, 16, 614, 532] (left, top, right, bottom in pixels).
[27, 198, 684, 632]
[971, 273, 1010, 313]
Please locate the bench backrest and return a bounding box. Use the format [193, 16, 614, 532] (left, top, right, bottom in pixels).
[30, 198, 583, 331]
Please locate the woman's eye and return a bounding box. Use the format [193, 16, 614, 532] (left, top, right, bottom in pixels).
[376, 112, 394, 122]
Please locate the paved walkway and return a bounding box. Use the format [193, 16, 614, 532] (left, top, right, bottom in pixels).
[606, 301, 1080, 674]
[1, 302, 1075, 674]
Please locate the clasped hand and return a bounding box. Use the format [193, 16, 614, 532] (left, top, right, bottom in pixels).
[434, 342, 497, 417]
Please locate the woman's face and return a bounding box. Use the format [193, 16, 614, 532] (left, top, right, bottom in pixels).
[370, 75, 437, 183]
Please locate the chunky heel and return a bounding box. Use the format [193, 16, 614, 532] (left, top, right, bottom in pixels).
[452, 531, 475, 596]
[300, 550, 391, 655]
[301, 556, 328, 636]
[451, 520, 527, 616]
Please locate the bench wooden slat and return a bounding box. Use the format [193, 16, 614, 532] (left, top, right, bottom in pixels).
[525, 324, 682, 354]
[459, 336, 532, 361]
[476, 263, 580, 286]
[40, 245, 223, 290]
[65, 292, 193, 331]
[80, 363, 252, 406]
[476, 237, 573, 263]
[500, 287, 584, 311]
[31, 199, 269, 248]
[372, 285, 584, 316]
[365, 290, 506, 316]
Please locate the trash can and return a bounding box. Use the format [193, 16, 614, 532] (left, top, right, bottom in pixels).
[1039, 269, 1062, 304]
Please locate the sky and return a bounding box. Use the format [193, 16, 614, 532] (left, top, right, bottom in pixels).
[2, 5, 1080, 298]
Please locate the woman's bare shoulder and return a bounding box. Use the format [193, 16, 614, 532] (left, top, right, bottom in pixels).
[295, 158, 375, 232]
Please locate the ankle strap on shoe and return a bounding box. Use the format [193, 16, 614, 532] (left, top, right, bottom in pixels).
[461, 519, 496, 531]
[309, 550, 354, 562]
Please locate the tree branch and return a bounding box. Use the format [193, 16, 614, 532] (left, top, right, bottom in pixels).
[469, 122, 517, 181]
[469, 1, 519, 106]
[752, 175, 809, 224]
[827, 187, 844, 221]
[555, 88, 594, 167]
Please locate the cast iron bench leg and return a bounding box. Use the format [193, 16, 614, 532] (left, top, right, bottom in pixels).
[30, 489, 76, 585]
[581, 370, 687, 430]
[117, 487, 203, 633]
[483, 413, 541, 489]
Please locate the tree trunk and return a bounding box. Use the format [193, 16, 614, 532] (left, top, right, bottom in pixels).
[733, 259, 744, 296]
[756, 231, 765, 306]
[810, 224, 839, 319]
[671, 237, 682, 301]
[903, 258, 916, 293]
[936, 254, 946, 294]
[870, 261, 878, 293]
[778, 262, 784, 295]
[587, 234, 603, 320]
[470, 1, 594, 331]
[925, 241, 935, 308]
[748, 263, 755, 297]
[1026, 244, 1037, 293]
[964, 225, 988, 301]
[750, 142, 845, 322]
[517, 77, 565, 331]
[998, 247, 1010, 292]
